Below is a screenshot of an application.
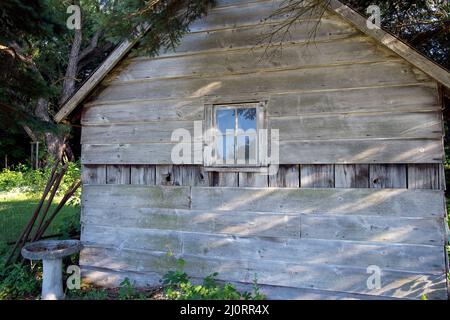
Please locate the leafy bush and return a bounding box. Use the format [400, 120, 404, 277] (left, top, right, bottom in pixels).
[162, 258, 265, 300]
[118, 278, 146, 300]
[0, 263, 41, 300]
[57, 209, 81, 239]
[66, 285, 109, 300]
[67, 278, 147, 300]
[0, 162, 81, 204]
[0, 169, 24, 191]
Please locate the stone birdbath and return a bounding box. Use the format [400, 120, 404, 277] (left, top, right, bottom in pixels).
[21, 240, 81, 300]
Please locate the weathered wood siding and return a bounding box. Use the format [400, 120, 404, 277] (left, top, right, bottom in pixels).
[80, 0, 443, 165]
[80, 185, 448, 299]
[78, 0, 448, 299]
[82, 164, 445, 190]
[80, 164, 448, 299]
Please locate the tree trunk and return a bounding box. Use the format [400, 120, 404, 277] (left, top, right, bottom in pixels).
[34, 98, 72, 161]
[33, 0, 102, 161]
[34, 3, 82, 160]
[60, 27, 82, 105]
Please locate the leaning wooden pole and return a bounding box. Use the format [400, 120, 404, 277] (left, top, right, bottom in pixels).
[4, 160, 60, 266]
[34, 180, 81, 241]
[31, 163, 69, 242]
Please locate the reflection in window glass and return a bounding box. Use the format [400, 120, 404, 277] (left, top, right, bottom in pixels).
[237, 108, 257, 164]
[215, 106, 257, 165]
[216, 109, 235, 134]
[216, 133, 235, 163]
[237, 108, 256, 131]
[216, 109, 235, 163]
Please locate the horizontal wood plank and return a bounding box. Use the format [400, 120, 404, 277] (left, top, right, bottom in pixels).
[83, 85, 439, 126]
[278, 139, 443, 164]
[96, 62, 430, 104]
[81, 208, 445, 246]
[81, 121, 198, 144]
[81, 143, 202, 164]
[190, 186, 445, 217]
[81, 185, 446, 218]
[188, 0, 313, 33]
[301, 215, 445, 245]
[81, 226, 445, 273]
[267, 84, 439, 116]
[82, 99, 204, 125]
[161, 17, 358, 57]
[272, 112, 442, 141]
[79, 266, 397, 299]
[82, 114, 442, 155]
[117, 37, 396, 82]
[82, 185, 191, 209]
[80, 246, 448, 299]
[82, 207, 301, 239]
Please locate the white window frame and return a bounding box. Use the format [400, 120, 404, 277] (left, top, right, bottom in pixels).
[204, 101, 268, 171]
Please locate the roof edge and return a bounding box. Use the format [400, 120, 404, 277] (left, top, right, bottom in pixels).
[329, 0, 450, 88]
[54, 0, 450, 123]
[54, 38, 136, 123]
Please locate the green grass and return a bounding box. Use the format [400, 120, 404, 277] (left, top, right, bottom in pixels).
[0, 191, 80, 245]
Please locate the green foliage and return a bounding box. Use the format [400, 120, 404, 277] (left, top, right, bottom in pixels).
[0, 162, 81, 204]
[76, 288, 109, 300]
[0, 172, 81, 246]
[0, 0, 60, 132]
[58, 209, 81, 239]
[99, 0, 215, 57]
[162, 258, 265, 300]
[0, 168, 24, 191]
[0, 0, 59, 43]
[0, 263, 41, 300]
[118, 278, 146, 300]
[63, 162, 82, 206]
[0, 192, 80, 244]
[1, 0, 216, 141]
[68, 279, 152, 300]
[0, 241, 8, 265]
[67, 279, 154, 300]
[342, 0, 450, 70]
[66, 285, 109, 300]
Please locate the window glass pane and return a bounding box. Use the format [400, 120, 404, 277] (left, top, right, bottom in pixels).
[237, 108, 256, 131]
[216, 109, 235, 135]
[237, 108, 257, 164]
[216, 134, 235, 163]
[215, 106, 258, 165]
[237, 133, 257, 164]
[216, 108, 236, 163]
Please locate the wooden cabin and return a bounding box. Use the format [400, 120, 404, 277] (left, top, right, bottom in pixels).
[56, 0, 450, 299]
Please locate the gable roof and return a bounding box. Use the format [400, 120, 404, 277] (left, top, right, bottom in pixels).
[54, 0, 450, 123]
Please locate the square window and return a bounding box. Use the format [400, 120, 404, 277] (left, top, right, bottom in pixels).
[205, 102, 266, 168]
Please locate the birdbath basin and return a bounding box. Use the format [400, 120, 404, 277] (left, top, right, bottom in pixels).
[21, 240, 81, 300]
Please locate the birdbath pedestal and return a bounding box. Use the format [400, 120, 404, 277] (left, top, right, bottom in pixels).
[21, 240, 81, 300]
